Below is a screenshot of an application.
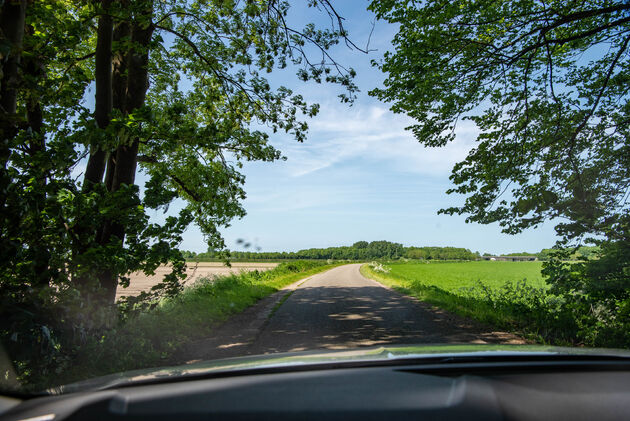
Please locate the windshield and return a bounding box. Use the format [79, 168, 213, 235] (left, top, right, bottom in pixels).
[1, 0, 628, 394]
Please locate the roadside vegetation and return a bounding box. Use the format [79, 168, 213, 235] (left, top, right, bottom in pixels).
[22, 261, 340, 391]
[362, 261, 629, 349]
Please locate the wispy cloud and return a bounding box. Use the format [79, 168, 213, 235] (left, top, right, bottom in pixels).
[271, 103, 478, 178]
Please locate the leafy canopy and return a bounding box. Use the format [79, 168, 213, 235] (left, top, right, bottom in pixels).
[369, 0, 630, 243]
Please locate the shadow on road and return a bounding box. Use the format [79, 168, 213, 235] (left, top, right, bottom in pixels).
[250, 284, 518, 354]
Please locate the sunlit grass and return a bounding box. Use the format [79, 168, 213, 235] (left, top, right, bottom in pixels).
[386, 260, 547, 293]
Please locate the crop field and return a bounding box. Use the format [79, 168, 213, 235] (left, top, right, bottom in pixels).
[385, 261, 547, 294]
[120, 262, 278, 300]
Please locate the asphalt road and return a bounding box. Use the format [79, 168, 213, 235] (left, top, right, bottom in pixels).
[250, 263, 524, 354]
[180, 264, 524, 362]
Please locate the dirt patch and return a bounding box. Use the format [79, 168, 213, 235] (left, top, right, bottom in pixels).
[117, 262, 278, 301]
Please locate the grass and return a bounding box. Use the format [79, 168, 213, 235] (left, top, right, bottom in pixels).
[51, 261, 343, 388]
[386, 260, 547, 293]
[361, 261, 572, 345]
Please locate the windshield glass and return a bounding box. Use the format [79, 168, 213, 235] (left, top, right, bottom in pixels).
[1, 0, 628, 393]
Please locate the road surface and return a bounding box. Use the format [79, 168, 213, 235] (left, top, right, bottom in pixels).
[179, 263, 524, 362]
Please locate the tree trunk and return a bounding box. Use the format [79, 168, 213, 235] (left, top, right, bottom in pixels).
[23, 22, 49, 288]
[0, 0, 26, 118]
[92, 19, 130, 300]
[111, 20, 129, 123]
[83, 0, 113, 189]
[74, 1, 114, 299]
[0, 0, 26, 210]
[95, 19, 129, 249]
[98, 4, 153, 304]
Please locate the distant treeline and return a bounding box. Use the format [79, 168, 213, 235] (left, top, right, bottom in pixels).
[184, 241, 479, 261]
[182, 242, 602, 262]
[406, 246, 479, 260]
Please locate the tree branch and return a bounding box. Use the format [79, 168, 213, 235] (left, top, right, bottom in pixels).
[507, 16, 630, 65]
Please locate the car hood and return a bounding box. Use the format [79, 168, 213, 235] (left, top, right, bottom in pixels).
[52, 344, 630, 394]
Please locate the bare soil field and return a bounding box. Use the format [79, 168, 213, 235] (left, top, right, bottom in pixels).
[117, 262, 278, 300]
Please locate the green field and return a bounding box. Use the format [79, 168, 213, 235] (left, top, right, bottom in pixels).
[386, 261, 547, 294]
[361, 260, 563, 345]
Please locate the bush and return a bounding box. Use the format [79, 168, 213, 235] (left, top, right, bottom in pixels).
[460, 280, 578, 344]
[542, 233, 630, 348]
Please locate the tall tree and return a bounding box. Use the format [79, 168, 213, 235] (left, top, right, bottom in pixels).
[80, 0, 362, 302]
[0, 0, 363, 377]
[369, 0, 630, 344]
[369, 2, 629, 265]
[0, 0, 26, 203]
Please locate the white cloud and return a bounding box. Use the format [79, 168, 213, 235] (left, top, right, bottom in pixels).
[272, 103, 478, 178]
[235, 102, 480, 214]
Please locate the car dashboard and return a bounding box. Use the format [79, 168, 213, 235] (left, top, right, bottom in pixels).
[1, 356, 630, 420]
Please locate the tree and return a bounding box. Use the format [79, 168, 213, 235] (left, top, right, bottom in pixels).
[3, 0, 360, 297]
[0, 0, 363, 378]
[369, 0, 630, 345]
[369, 0, 629, 242]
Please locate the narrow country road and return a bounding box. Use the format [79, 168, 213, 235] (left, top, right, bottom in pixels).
[180, 264, 524, 362]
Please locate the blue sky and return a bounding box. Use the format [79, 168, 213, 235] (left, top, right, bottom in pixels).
[165, 1, 560, 255]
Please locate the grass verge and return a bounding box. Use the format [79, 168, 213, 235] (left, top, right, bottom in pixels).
[360, 263, 573, 345]
[53, 261, 343, 388]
